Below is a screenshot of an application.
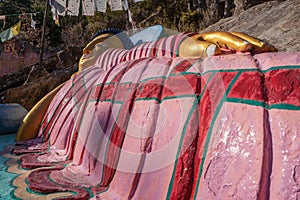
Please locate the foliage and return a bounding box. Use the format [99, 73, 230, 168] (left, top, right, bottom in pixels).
[61, 22, 92, 49]
[0, 0, 220, 50]
[0, 0, 277, 53]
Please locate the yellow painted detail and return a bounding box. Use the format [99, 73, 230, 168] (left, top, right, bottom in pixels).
[16, 84, 64, 141]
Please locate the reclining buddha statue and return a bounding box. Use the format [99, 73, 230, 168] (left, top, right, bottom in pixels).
[14, 27, 299, 200]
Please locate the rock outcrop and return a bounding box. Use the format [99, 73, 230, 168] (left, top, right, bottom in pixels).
[203, 0, 300, 52]
[0, 67, 76, 110]
[0, 48, 78, 110]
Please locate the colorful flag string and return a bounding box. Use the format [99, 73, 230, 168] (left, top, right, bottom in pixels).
[0, 21, 21, 43]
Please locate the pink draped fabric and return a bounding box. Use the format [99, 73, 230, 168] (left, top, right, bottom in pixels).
[14, 33, 300, 199]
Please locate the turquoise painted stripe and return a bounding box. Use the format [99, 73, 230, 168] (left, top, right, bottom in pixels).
[166, 97, 198, 199]
[95, 81, 132, 86]
[91, 63, 300, 87]
[88, 99, 124, 104]
[197, 72, 215, 101]
[227, 98, 300, 110]
[166, 72, 215, 199]
[99, 58, 152, 186]
[184, 59, 203, 72]
[201, 65, 300, 75]
[95, 65, 300, 85]
[261, 65, 300, 72]
[193, 71, 242, 200]
[9, 190, 23, 200]
[136, 94, 197, 103]
[139, 65, 300, 83]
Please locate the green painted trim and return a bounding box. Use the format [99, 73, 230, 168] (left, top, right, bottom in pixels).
[3, 161, 21, 200]
[162, 94, 197, 101]
[88, 99, 123, 104]
[135, 94, 197, 103]
[3, 159, 20, 175]
[139, 75, 167, 83]
[112, 73, 202, 85]
[9, 190, 23, 200]
[184, 59, 203, 72]
[135, 97, 161, 102]
[166, 72, 215, 199]
[201, 65, 300, 75]
[5, 163, 22, 200]
[197, 72, 215, 101]
[227, 98, 266, 107]
[26, 187, 46, 195]
[261, 65, 300, 73]
[24, 177, 49, 196]
[165, 97, 198, 199]
[201, 68, 255, 75]
[95, 82, 132, 86]
[227, 98, 300, 110]
[177, 72, 200, 76]
[90, 65, 300, 88]
[73, 95, 80, 109]
[16, 159, 23, 170]
[193, 71, 242, 200]
[25, 185, 77, 197]
[269, 103, 300, 110]
[85, 187, 94, 198]
[133, 72, 199, 83]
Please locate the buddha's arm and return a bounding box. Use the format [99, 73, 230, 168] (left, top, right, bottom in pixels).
[179, 31, 277, 58]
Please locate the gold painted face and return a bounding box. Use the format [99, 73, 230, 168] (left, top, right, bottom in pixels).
[78, 33, 125, 71]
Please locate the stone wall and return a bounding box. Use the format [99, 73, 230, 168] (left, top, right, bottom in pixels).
[0, 40, 39, 77]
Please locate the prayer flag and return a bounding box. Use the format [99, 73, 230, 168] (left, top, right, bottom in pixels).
[11, 21, 21, 36]
[0, 15, 6, 30]
[68, 0, 80, 16]
[54, 0, 67, 16]
[0, 21, 21, 43]
[82, 0, 95, 16]
[95, 0, 107, 13]
[110, 0, 123, 11]
[123, 0, 128, 10]
[30, 14, 36, 29]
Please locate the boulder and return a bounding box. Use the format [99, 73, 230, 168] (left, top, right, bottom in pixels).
[0, 103, 28, 135]
[0, 67, 76, 110]
[203, 0, 300, 52]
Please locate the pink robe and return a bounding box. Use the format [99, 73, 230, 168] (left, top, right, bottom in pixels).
[16, 33, 300, 199]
